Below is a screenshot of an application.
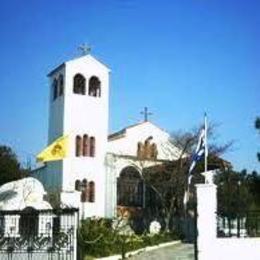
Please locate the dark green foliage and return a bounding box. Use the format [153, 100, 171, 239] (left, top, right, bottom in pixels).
[215, 170, 252, 219]
[78, 218, 115, 257]
[215, 169, 260, 217]
[215, 169, 260, 236]
[0, 145, 28, 186]
[78, 218, 177, 259]
[246, 171, 260, 209]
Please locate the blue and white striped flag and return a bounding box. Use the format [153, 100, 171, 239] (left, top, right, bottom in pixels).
[183, 114, 208, 208]
[188, 127, 208, 185]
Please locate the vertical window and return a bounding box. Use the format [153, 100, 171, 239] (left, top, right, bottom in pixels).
[82, 179, 87, 189]
[151, 143, 158, 159]
[53, 79, 58, 101]
[81, 191, 87, 203]
[89, 137, 95, 157]
[83, 135, 89, 156]
[88, 181, 95, 202]
[81, 179, 88, 202]
[144, 140, 151, 159]
[73, 74, 86, 95]
[59, 75, 64, 96]
[88, 76, 101, 97]
[137, 142, 143, 159]
[75, 136, 82, 157]
[75, 180, 81, 191]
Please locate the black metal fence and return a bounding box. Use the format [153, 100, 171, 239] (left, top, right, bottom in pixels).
[217, 210, 260, 238]
[0, 208, 78, 260]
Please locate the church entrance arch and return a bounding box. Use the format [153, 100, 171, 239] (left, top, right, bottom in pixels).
[117, 166, 144, 208]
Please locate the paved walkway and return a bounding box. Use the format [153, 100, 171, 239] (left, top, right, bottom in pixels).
[130, 243, 194, 260]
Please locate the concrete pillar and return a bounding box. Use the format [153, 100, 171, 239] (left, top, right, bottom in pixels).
[196, 184, 217, 260]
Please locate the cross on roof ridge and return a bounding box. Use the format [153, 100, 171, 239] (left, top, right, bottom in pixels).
[140, 107, 153, 122]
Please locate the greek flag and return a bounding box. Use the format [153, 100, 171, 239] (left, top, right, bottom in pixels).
[183, 114, 208, 208]
[188, 127, 208, 185]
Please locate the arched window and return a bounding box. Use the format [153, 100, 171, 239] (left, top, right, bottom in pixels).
[82, 179, 87, 189]
[117, 167, 144, 207]
[83, 134, 89, 156]
[144, 139, 151, 159]
[75, 180, 81, 191]
[81, 190, 88, 203]
[53, 79, 58, 100]
[89, 137, 95, 157]
[151, 143, 158, 159]
[75, 136, 82, 157]
[88, 181, 95, 202]
[88, 76, 101, 97]
[73, 74, 86, 95]
[137, 142, 143, 159]
[58, 74, 64, 96]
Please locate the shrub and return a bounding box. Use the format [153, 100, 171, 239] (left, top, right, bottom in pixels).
[78, 218, 178, 259]
[78, 218, 116, 257]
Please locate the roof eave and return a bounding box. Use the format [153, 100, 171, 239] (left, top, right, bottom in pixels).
[47, 63, 65, 77]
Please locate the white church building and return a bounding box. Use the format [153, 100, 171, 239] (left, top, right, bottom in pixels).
[33, 53, 181, 219]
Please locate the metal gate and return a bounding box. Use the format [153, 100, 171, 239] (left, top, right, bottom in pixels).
[0, 208, 78, 260]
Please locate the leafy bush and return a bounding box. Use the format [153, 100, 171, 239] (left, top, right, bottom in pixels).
[78, 218, 116, 257]
[78, 218, 177, 259]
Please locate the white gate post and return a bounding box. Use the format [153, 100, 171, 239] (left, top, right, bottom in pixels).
[196, 183, 217, 260]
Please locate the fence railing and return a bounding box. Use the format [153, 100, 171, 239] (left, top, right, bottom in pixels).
[0, 208, 79, 260]
[217, 210, 260, 238]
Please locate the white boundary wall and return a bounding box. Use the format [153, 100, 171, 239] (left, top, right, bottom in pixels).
[196, 184, 260, 260]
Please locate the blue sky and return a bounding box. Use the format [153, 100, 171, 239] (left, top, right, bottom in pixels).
[0, 0, 259, 171]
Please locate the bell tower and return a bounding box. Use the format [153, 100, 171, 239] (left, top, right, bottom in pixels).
[46, 53, 110, 217]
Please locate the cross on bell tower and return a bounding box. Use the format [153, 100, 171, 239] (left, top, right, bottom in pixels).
[141, 107, 153, 122]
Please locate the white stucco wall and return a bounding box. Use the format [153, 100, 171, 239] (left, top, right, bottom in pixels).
[108, 121, 181, 161]
[214, 238, 260, 260]
[196, 183, 260, 260]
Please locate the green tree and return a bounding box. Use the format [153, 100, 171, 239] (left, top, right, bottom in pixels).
[215, 169, 260, 236]
[0, 145, 28, 186]
[215, 170, 252, 222]
[246, 170, 260, 209]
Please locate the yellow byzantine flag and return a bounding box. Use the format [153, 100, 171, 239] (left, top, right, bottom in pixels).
[36, 135, 69, 162]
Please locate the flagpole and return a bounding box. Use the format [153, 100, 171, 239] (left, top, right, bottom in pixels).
[204, 113, 208, 175]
